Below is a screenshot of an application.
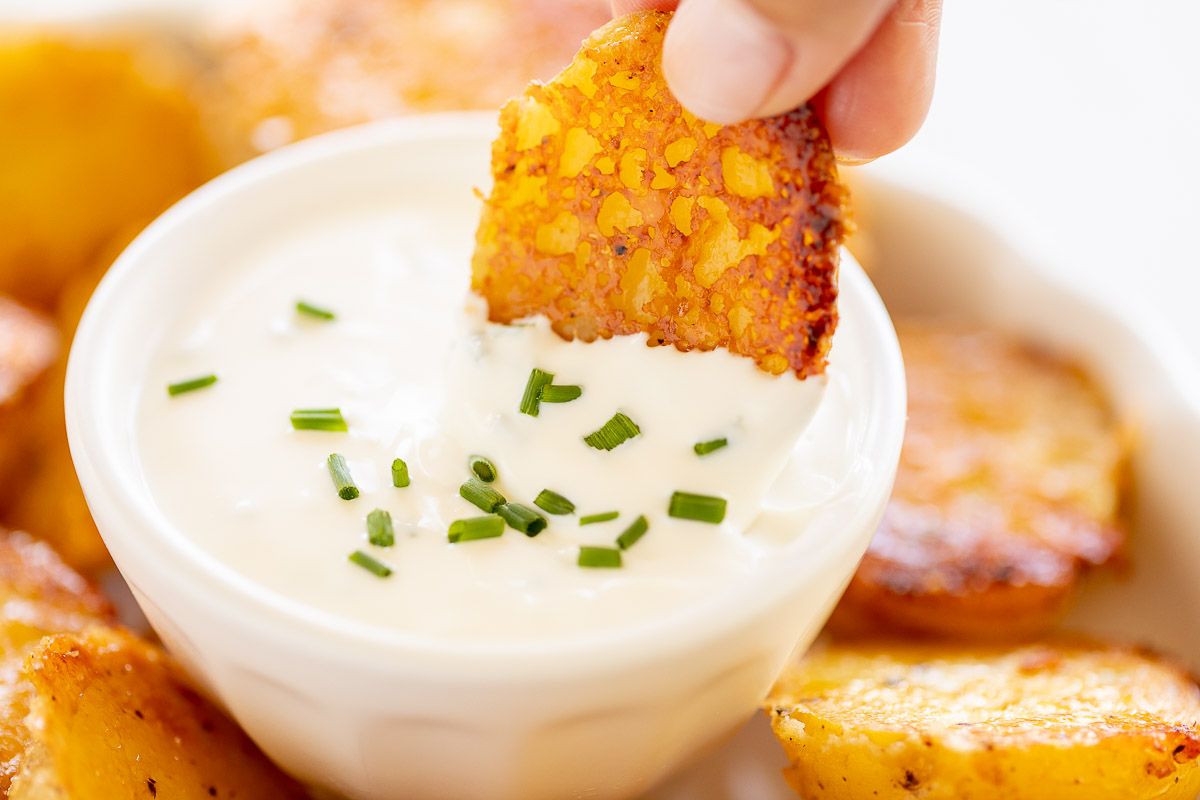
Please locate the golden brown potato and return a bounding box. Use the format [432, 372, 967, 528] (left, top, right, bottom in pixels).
[205, 0, 609, 162]
[472, 11, 847, 378]
[0, 298, 58, 514]
[0, 35, 214, 309]
[832, 321, 1128, 638]
[12, 629, 308, 799]
[0, 529, 301, 797]
[768, 640, 1200, 800]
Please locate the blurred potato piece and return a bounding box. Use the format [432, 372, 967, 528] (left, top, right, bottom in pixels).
[12, 629, 307, 799]
[768, 640, 1200, 800]
[205, 0, 608, 162]
[473, 11, 846, 378]
[833, 321, 1127, 638]
[0, 299, 57, 513]
[0, 34, 214, 308]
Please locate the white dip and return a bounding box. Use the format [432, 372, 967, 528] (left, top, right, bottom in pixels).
[138, 200, 863, 643]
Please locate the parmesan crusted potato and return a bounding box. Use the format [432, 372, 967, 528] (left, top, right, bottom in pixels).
[832, 321, 1128, 638]
[12, 629, 308, 800]
[768, 640, 1200, 800]
[0, 530, 302, 797]
[472, 11, 847, 378]
[205, 0, 608, 162]
[0, 298, 58, 515]
[0, 35, 214, 309]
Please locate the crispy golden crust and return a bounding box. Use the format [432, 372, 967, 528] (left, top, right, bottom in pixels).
[12, 629, 307, 800]
[205, 0, 609, 161]
[768, 640, 1200, 800]
[472, 11, 846, 378]
[832, 321, 1128, 638]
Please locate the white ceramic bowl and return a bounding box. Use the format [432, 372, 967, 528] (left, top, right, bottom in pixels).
[65, 114, 905, 800]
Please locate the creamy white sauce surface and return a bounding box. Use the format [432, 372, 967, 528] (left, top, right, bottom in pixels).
[138, 200, 859, 643]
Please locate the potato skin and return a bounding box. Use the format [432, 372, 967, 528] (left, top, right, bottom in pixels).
[832, 322, 1128, 639]
[472, 11, 846, 378]
[768, 640, 1200, 800]
[12, 629, 308, 800]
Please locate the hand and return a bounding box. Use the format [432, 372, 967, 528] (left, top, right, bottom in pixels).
[611, 0, 942, 161]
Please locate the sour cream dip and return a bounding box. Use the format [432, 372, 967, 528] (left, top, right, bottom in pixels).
[138, 198, 859, 643]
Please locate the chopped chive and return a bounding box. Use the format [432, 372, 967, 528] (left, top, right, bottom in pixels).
[579, 511, 619, 525]
[391, 458, 410, 488]
[296, 300, 335, 321]
[540, 384, 582, 403]
[291, 408, 348, 432]
[366, 508, 394, 547]
[693, 437, 729, 456]
[448, 515, 505, 543]
[519, 368, 555, 416]
[468, 454, 498, 483]
[167, 374, 217, 397]
[533, 489, 575, 515]
[616, 515, 649, 550]
[327, 453, 359, 500]
[348, 550, 392, 577]
[668, 491, 727, 523]
[459, 478, 506, 513]
[583, 412, 641, 451]
[497, 503, 548, 536]
[578, 546, 622, 568]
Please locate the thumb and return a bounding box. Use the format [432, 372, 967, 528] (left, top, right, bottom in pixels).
[661, 0, 893, 124]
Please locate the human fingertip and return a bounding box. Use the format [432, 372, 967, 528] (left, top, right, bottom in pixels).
[661, 0, 792, 124]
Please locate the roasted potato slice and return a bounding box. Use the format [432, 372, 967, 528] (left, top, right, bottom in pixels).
[832, 321, 1128, 638]
[205, 0, 608, 162]
[472, 11, 846, 378]
[12, 629, 308, 799]
[0, 530, 301, 796]
[0, 298, 58, 514]
[768, 640, 1200, 800]
[0, 35, 214, 308]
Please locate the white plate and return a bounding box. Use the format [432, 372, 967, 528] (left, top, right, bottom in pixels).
[654, 158, 1200, 799]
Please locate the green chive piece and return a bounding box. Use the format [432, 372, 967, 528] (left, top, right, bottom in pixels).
[291, 408, 348, 432]
[296, 300, 336, 321]
[497, 503, 548, 536]
[167, 374, 217, 397]
[693, 437, 729, 456]
[391, 458, 410, 488]
[668, 491, 727, 523]
[448, 515, 505, 543]
[327, 453, 359, 500]
[583, 412, 641, 451]
[459, 478, 506, 513]
[533, 489, 575, 515]
[578, 546, 622, 568]
[579, 511, 619, 526]
[349, 550, 392, 577]
[366, 508, 394, 547]
[616, 515, 649, 550]
[468, 454, 498, 483]
[540, 384, 582, 403]
[519, 368, 555, 416]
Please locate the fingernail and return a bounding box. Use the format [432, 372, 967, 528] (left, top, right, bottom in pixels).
[662, 0, 791, 124]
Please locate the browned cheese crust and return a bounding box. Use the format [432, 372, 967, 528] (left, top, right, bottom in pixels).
[472, 11, 847, 378]
[767, 639, 1200, 800]
[833, 321, 1128, 639]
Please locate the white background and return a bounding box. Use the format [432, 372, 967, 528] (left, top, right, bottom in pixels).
[3, 0, 1198, 360]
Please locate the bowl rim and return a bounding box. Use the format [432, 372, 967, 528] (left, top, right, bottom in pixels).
[65, 112, 907, 670]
